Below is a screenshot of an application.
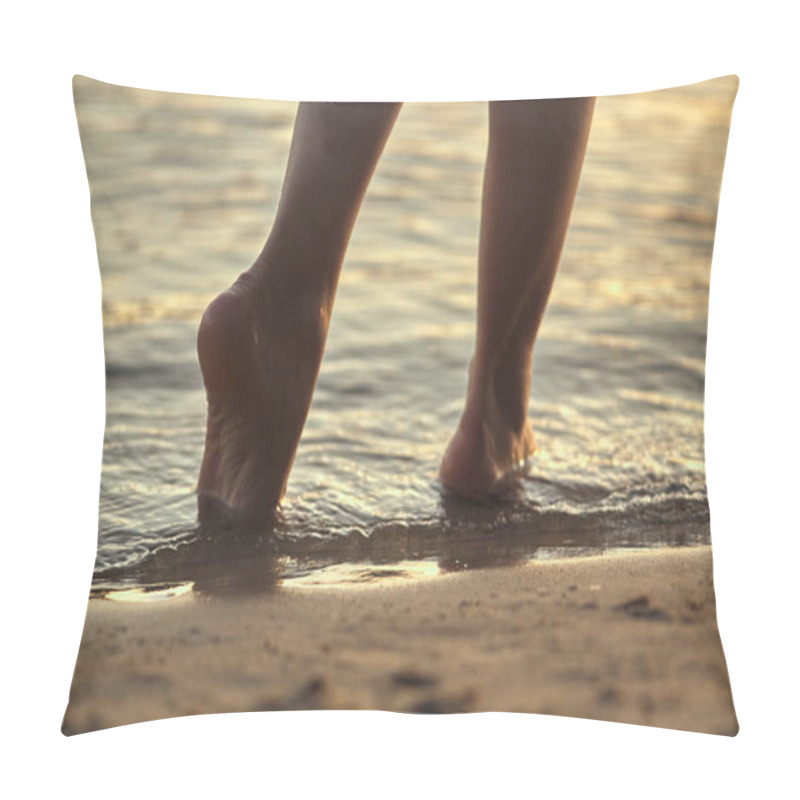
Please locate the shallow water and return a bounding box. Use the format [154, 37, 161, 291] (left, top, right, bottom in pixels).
[74, 76, 737, 593]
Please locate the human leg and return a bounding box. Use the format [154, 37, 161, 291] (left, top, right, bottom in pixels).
[440, 97, 595, 495]
[197, 102, 401, 526]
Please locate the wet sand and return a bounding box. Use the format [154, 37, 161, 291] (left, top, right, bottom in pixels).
[63, 546, 737, 736]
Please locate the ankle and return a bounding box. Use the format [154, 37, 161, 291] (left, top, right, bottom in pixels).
[238, 262, 329, 361]
[466, 360, 531, 439]
[253, 238, 341, 311]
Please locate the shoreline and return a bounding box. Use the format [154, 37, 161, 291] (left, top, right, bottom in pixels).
[63, 546, 737, 736]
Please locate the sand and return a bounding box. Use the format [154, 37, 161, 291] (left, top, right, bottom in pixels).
[62, 546, 737, 736]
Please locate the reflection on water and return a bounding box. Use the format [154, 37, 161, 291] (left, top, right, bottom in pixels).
[90, 488, 710, 599]
[75, 76, 736, 593]
[99, 582, 195, 603]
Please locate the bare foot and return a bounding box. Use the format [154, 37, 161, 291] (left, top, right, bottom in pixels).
[439, 363, 536, 497]
[197, 269, 325, 528]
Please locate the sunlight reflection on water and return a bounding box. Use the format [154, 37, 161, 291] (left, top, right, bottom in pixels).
[74, 76, 737, 586]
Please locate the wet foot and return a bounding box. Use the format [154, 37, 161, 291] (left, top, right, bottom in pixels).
[439, 414, 536, 497]
[439, 365, 536, 497]
[196, 269, 325, 528]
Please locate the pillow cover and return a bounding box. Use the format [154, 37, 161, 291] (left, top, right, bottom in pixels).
[63, 75, 738, 735]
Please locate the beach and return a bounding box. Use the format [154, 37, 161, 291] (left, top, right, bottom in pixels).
[8, 4, 800, 798]
[63, 78, 740, 739]
[63, 546, 736, 736]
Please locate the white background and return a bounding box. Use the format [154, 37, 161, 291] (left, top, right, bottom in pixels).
[3, 1, 797, 797]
